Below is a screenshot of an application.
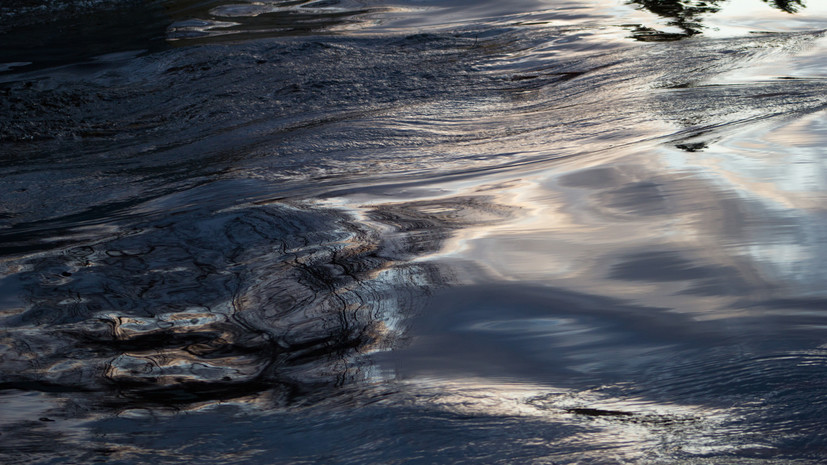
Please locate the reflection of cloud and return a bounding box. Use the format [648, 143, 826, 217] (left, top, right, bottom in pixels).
[657, 107, 827, 296]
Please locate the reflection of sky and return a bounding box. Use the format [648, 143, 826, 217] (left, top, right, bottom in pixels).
[371, 0, 827, 35]
[620, 0, 827, 37]
[655, 29, 827, 295]
[704, 0, 827, 36]
[346, 23, 827, 312]
[662, 109, 827, 296]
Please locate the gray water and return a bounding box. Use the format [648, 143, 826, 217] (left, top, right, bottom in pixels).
[2, 1, 827, 463]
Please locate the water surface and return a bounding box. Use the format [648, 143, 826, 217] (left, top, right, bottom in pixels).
[1, 1, 827, 463]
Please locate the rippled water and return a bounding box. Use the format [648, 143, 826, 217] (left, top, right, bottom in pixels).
[2, 1, 827, 463]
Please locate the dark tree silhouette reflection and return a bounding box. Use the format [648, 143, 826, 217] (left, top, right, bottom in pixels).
[628, 0, 806, 40]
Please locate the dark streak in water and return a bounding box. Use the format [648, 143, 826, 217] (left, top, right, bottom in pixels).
[565, 407, 635, 417]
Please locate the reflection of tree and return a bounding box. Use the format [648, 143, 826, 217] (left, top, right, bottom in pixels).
[765, 0, 806, 13]
[630, 0, 721, 37]
[628, 0, 806, 40]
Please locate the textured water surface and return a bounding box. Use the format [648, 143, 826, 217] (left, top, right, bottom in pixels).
[1, 1, 827, 464]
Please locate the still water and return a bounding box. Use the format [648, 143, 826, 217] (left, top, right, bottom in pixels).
[1, 0, 827, 463]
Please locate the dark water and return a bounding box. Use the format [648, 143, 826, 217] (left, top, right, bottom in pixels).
[2, 1, 827, 463]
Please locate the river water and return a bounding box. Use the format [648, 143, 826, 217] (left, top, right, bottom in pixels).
[1, 1, 827, 463]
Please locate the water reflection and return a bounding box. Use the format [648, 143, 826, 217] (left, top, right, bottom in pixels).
[164, 0, 383, 41]
[2, 0, 827, 463]
[628, 0, 806, 40]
